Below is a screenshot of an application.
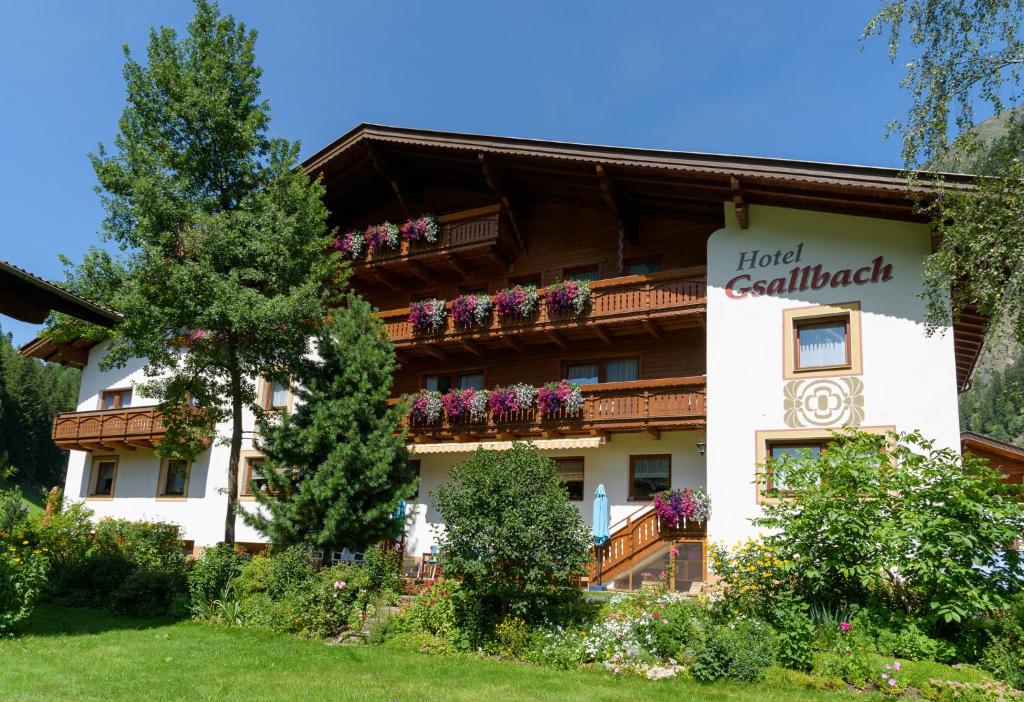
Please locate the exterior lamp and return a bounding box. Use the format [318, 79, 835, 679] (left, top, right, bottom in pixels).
[696, 440, 706, 457]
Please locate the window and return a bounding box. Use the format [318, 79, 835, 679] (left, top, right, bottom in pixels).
[626, 257, 662, 276]
[101, 389, 132, 410]
[566, 358, 639, 385]
[629, 455, 671, 500]
[508, 274, 542, 288]
[242, 456, 270, 496]
[88, 457, 118, 497]
[563, 264, 600, 282]
[261, 378, 291, 411]
[765, 441, 826, 492]
[783, 303, 862, 378]
[794, 317, 850, 370]
[459, 285, 489, 295]
[554, 457, 585, 501]
[157, 458, 190, 499]
[409, 459, 422, 500]
[424, 371, 484, 392]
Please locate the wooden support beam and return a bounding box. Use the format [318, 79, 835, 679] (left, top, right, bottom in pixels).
[595, 165, 639, 245]
[478, 153, 527, 251]
[422, 345, 447, 361]
[486, 248, 510, 269]
[51, 343, 88, 368]
[542, 430, 563, 439]
[731, 176, 749, 229]
[496, 432, 515, 441]
[592, 325, 613, 345]
[461, 340, 485, 357]
[643, 319, 662, 340]
[366, 140, 412, 218]
[372, 267, 402, 290]
[643, 428, 662, 440]
[125, 440, 153, 449]
[408, 261, 436, 285]
[545, 331, 568, 348]
[394, 352, 408, 367]
[501, 336, 524, 353]
[590, 429, 610, 441]
[448, 253, 471, 278]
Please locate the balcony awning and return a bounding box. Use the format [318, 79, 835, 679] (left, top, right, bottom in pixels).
[409, 436, 607, 455]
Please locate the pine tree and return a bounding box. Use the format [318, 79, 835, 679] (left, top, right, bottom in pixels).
[243, 293, 417, 551]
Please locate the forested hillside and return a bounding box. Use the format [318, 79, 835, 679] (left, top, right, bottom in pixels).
[0, 326, 80, 488]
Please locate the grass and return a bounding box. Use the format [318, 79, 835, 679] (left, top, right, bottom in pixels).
[0, 605, 859, 702]
[0, 478, 44, 515]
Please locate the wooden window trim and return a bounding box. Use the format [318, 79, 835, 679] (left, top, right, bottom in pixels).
[563, 356, 640, 385]
[628, 454, 671, 502]
[87, 455, 119, 500]
[99, 388, 133, 410]
[553, 456, 585, 501]
[238, 451, 269, 500]
[624, 256, 663, 276]
[763, 439, 828, 495]
[421, 370, 486, 391]
[156, 457, 191, 500]
[793, 315, 852, 372]
[782, 302, 863, 379]
[258, 377, 293, 413]
[562, 264, 601, 281]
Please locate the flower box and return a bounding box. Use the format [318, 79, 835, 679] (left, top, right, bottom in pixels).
[654, 488, 711, 529]
[399, 215, 440, 244]
[334, 230, 365, 259]
[408, 299, 447, 334]
[544, 279, 591, 316]
[494, 285, 539, 319]
[365, 221, 400, 251]
[451, 293, 493, 328]
[537, 379, 584, 417]
[409, 390, 443, 425]
[441, 388, 488, 423]
[487, 383, 537, 417]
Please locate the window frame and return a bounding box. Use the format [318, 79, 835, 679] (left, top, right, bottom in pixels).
[421, 370, 486, 392]
[562, 264, 601, 282]
[100, 388, 133, 410]
[563, 356, 641, 385]
[239, 453, 271, 499]
[628, 454, 672, 502]
[763, 439, 828, 494]
[508, 273, 542, 288]
[782, 302, 863, 379]
[625, 257, 663, 276]
[87, 455, 119, 499]
[259, 377, 293, 412]
[553, 456, 585, 502]
[793, 315, 852, 372]
[156, 457, 191, 500]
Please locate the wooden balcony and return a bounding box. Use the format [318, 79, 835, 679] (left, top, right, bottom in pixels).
[380, 267, 706, 358]
[406, 376, 705, 442]
[350, 205, 517, 286]
[52, 405, 178, 452]
[590, 504, 707, 586]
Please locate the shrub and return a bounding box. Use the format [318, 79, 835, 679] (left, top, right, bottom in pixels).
[982, 635, 1024, 690]
[771, 593, 815, 672]
[188, 544, 247, 605]
[690, 618, 776, 682]
[877, 621, 956, 662]
[111, 567, 188, 617]
[708, 539, 790, 620]
[494, 615, 529, 657]
[364, 542, 402, 599]
[0, 487, 30, 534]
[33, 502, 92, 589]
[432, 444, 590, 627]
[0, 531, 48, 635]
[266, 546, 314, 598]
[813, 627, 874, 686]
[389, 578, 463, 643]
[524, 627, 590, 670]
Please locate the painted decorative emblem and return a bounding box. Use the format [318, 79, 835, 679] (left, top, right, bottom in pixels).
[783, 377, 864, 428]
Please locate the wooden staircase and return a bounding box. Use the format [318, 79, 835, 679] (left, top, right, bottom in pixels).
[589, 504, 706, 585]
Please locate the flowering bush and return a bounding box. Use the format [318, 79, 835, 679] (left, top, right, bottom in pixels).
[537, 379, 584, 417]
[653, 487, 711, 528]
[544, 279, 591, 316]
[450, 294, 493, 327]
[708, 539, 789, 620]
[365, 221, 400, 251]
[334, 229, 365, 259]
[441, 388, 488, 422]
[487, 383, 536, 416]
[400, 215, 439, 244]
[408, 299, 447, 333]
[409, 390, 443, 425]
[0, 530, 49, 635]
[494, 285, 539, 319]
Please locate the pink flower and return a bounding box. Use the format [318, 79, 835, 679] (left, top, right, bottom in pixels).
[888, 679, 897, 688]
[670, 547, 680, 557]
[333, 580, 346, 590]
[652, 612, 661, 619]
[839, 621, 851, 632]
[892, 662, 901, 671]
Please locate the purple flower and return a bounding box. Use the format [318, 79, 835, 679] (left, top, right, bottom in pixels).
[544, 279, 591, 315]
[495, 285, 539, 318]
[888, 679, 897, 688]
[840, 621, 851, 632]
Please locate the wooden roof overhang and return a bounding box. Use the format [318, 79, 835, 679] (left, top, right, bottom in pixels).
[961, 431, 1024, 484]
[1, 259, 121, 327]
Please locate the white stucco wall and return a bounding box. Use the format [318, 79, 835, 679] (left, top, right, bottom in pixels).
[705, 204, 961, 548]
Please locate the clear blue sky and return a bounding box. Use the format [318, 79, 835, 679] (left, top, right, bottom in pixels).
[1, 1, 912, 345]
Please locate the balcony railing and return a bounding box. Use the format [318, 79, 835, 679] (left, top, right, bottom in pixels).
[52, 405, 177, 451]
[404, 376, 706, 442]
[380, 267, 706, 351]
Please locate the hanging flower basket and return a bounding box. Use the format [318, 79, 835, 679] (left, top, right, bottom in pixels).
[487, 383, 537, 417]
[408, 299, 447, 334]
[536, 379, 584, 417]
[494, 285, 539, 319]
[451, 294, 493, 328]
[653, 487, 711, 529]
[365, 222, 401, 251]
[400, 215, 440, 244]
[334, 230, 365, 259]
[441, 388, 488, 422]
[409, 390, 443, 425]
[544, 279, 591, 316]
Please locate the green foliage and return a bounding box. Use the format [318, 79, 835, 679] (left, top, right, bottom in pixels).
[812, 633, 874, 687]
[494, 615, 530, 657]
[755, 429, 1024, 628]
[243, 295, 414, 552]
[961, 350, 1024, 443]
[48, 0, 342, 543]
[982, 635, 1024, 690]
[0, 487, 29, 535]
[0, 518, 49, 635]
[771, 593, 816, 672]
[876, 621, 956, 663]
[265, 546, 314, 598]
[708, 539, 790, 621]
[389, 579, 465, 645]
[187, 544, 246, 605]
[110, 567, 188, 618]
[690, 618, 776, 683]
[432, 443, 590, 625]
[0, 327, 79, 487]
[363, 542, 402, 597]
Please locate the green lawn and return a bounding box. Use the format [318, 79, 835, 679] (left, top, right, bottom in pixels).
[0, 478, 45, 515]
[0, 606, 859, 702]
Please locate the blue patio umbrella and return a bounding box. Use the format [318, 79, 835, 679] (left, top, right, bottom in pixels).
[591, 484, 610, 588]
[392, 499, 407, 540]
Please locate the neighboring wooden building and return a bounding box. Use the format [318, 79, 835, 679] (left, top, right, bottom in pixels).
[962, 431, 1024, 484]
[22, 125, 991, 588]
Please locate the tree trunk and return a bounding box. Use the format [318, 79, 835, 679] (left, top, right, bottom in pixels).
[224, 348, 243, 545]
